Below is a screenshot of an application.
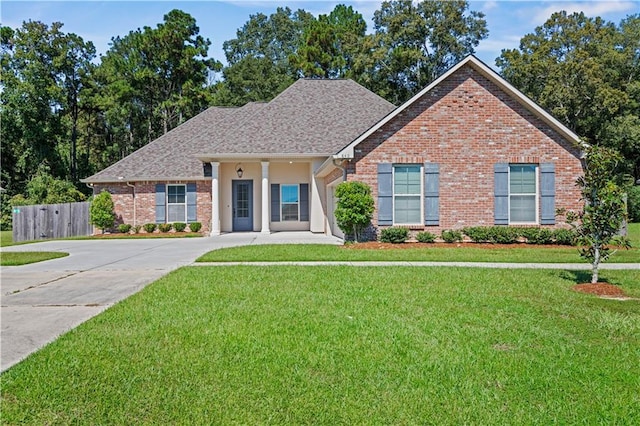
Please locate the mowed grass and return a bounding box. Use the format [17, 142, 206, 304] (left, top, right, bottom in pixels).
[0, 251, 68, 266]
[197, 242, 639, 263]
[2, 266, 639, 424]
[198, 223, 640, 263]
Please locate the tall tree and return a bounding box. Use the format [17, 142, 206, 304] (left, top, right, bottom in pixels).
[218, 7, 313, 105]
[94, 10, 219, 164]
[497, 12, 640, 179]
[359, 0, 488, 103]
[291, 5, 367, 78]
[1, 21, 94, 193]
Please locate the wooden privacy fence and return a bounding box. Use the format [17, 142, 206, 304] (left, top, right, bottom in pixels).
[12, 202, 92, 242]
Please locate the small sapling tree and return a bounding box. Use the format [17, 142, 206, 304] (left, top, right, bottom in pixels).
[571, 146, 631, 283]
[334, 181, 374, 242]
[90, 190, 115, 234]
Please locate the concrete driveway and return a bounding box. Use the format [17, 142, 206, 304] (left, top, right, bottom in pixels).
[1, 232, 341, 372]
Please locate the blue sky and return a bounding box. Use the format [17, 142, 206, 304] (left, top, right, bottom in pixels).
[2, 1, 638, 70]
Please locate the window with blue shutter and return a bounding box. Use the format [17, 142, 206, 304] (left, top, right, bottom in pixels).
[424, 163, 439, 226]
[300, 183, 309, 221]
[494, 164, 509, 225]
[186, 183, 197, 222]
[377, 163, 393, 225]
[155, 184, 166, 223]
[540, 163, 556, 224]
[271, 184, 280, 222]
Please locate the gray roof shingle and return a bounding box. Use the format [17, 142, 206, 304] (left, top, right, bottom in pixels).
[83, 79, 394, 183]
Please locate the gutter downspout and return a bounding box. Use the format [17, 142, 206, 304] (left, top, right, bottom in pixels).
[126, 181, 136, 226]
[332, 158, 349, 182]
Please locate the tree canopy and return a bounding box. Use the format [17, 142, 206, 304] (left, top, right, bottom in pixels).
[497, 12, 640, 180]
[1, 3, 638, 226]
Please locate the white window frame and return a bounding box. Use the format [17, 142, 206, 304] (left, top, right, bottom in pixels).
[166, 184, 187, 223]
[392, 164, 423, 226]
[281, 184, 300, 222]
[508, 164, 539, 225]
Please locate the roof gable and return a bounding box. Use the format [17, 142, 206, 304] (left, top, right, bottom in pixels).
[334, 55, 582, 159]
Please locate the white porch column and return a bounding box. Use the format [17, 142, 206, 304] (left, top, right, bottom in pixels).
[210, 162, 220, 236]
[261, 161, 270, 233]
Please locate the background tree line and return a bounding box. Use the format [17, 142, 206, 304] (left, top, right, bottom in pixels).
[1, 1, 639, 229]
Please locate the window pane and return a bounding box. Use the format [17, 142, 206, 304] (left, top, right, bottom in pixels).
[510, 195, 536, 222]
[168, 205, 185, 222]
[394, 196, 421, 224]
[510, 165, 536, 194]
[281, 185, 298, 203]
[394, 166, 421, 195]
[167, 185, 186, 204]
[282, 204, 298, 221]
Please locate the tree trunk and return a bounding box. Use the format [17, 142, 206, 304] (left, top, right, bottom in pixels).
[591, 243, 600, 284]
[353, 224, 358, 243]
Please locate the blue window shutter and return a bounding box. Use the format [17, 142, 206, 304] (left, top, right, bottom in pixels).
[424, 163, 439, 226]
[186, 183, 197, 222]
[540, 163, 556, 225]
[378, 163, 393, 225]
[271, 184, 280, 222]
[494, 164, 509, 225]
[300, 184, 309, 221]
[155, 184, 166, 223]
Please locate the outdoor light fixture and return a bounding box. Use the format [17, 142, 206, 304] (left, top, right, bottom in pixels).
[236, 164, 243, 178]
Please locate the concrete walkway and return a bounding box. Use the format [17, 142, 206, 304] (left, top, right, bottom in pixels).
[0, 232, 341, 372]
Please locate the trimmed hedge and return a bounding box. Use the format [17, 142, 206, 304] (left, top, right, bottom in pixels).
[441, 229, 463, 243]
[189, 222, 202, 233]
[117, 224, 132, 234]
[461, 226, 576, 245]
[380, 227, 409, 243]
[158, 223, 172, 233]
[416, 231, 436, 243]
[143, 223, 157, 233]
[173, 222, 187, 232]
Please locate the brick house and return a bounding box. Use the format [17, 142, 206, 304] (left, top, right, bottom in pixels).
[82, 55, 584, 237]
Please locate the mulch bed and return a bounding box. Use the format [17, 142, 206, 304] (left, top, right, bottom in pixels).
[91, 232, 200, 239]
[572, 283, 628, 298]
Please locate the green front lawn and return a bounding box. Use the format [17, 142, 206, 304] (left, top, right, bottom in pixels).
[2, 266, 639, 424]
[197, 242, 639, 263]
[0, 251, 68, 266]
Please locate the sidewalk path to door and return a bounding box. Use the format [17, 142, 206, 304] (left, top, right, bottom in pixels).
[0, 232, 342, 372]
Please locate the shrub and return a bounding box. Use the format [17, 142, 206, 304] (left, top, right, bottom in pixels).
[553, 228, 577, 246]
[173, 222, 187, 232]
[520, 227, 554, 245]
[490, 226, 519, 244]
[132, 225, 141, 234]
[462, 227, 492, 243]
[628, 185, 640, 223]
[118, 224, 132, 234]
[158, 223, 172, 233]
[441, 229, 463, 243]
[379, 227, 408, 243]
[334, 181, 374, 242]
[189, 222, 202, 233]
[90, 190, 115, 234]
[143, 223, 157, 233]
[416, 231, 436, 243]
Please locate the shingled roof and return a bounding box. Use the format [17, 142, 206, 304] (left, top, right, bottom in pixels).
[83, 79, 395, 183]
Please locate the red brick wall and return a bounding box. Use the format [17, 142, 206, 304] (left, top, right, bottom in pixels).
[347, 66, 584, 232]
[93, 181, 211, 234]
